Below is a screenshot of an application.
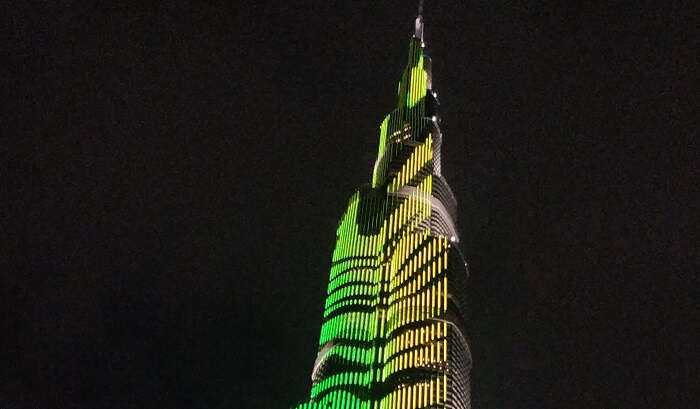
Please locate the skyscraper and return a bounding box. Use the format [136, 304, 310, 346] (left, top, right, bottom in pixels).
[292, 8, 471, 409]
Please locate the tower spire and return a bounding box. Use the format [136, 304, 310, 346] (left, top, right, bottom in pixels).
[414, 0, 425, 45]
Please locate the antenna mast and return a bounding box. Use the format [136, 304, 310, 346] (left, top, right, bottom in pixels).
[415, 0, 425, 44]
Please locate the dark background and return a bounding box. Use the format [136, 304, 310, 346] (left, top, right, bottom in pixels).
[4, 1, 697, 408]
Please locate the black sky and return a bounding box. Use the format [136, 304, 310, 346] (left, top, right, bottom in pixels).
[5, 1, 697, 408]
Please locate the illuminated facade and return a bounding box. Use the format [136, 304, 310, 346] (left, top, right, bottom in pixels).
[292, 12, 471, 409]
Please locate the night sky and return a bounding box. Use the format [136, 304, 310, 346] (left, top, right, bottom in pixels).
[5, 1, 697, 408]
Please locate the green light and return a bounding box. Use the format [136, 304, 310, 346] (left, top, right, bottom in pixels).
[291, 32, 463, 409]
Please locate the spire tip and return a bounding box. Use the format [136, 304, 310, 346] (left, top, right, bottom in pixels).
[414, 0, 425, 43]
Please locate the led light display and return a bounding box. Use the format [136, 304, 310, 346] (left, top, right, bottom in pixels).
[292, 13, 471, 409]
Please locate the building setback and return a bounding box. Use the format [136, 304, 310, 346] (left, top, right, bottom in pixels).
[292, 9, 471, 409]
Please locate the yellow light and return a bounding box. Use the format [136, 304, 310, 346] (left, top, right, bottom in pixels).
[412, 291, 416, 323]
[444, 276, 448, 310]
[436, 377, 440, 404]
[443, 338, 448, 368]
[444, 373, 447, 404]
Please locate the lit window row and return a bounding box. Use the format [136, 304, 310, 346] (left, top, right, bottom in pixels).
[329, 257, 377, 282]
[389, 231, 424, 286]
[388, 323, 445, 362]
[332, 231, 380, 265]
[323, 344, 374, 367]
[319, 311, 376, 345]
[415, 172, 433, 197]
[327, 267, 376, 294]
[383, 338, 447, 377]
[312, 388, 369, 409]
[310, 369, 372, 399]
[382, 321, 448, 373]
[324, 299, 375, 318]
[331, 195, 382, 267]
[379, 374, 448, 409]
[387, 196, 429, 241]
[325, 282, 377, 308]
[389, 261, 445, 311]
[390, 233, 445, 294]
[386, 277, 447, 333]
[389, 137, 433, 193]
